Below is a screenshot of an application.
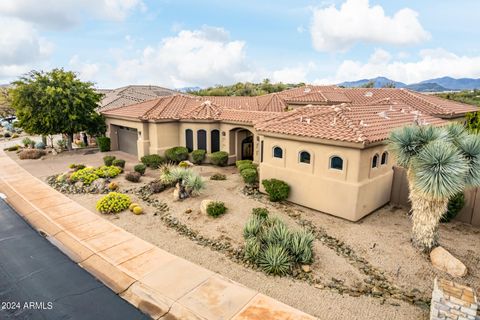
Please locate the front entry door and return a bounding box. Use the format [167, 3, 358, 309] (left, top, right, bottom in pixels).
[241, 136, 253, 160]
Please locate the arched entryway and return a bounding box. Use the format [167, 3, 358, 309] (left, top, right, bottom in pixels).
[229, 127, 254, 161]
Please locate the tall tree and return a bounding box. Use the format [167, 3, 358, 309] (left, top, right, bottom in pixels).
[10, 69, 104, 150]
[388, 124, 480, 252]
[0, 87, 15, 117]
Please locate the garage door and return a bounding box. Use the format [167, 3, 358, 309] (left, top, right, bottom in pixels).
[117, 126, 138, 155]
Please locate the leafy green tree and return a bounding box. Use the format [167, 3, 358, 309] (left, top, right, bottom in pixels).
[360, 80, 375, 88]
[388, 124, 480, 252]
[465, 112, 480, 134]
[189, 81, 303, 96]
[10, 69, 104, 150]
[382, 82, 396, 88]
[0, 87, 14, 117]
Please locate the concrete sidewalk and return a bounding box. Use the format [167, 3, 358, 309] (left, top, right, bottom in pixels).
[0, 199, 149, 320]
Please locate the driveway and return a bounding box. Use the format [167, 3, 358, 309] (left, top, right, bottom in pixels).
[0, 199, 148, 320]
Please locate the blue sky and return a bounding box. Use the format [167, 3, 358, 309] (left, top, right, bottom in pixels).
[1, 0, 479, 88]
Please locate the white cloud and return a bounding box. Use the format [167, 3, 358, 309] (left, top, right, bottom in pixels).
[69, 55, 100, 81]
[0, 0, 145, 29]
[114, 26, 250, 88]
[310, 0, 430, 52]
[315, 48, 480, 84]
[271, 64, 314, 83]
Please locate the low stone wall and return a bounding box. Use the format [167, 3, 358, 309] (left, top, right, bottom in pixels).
[430, 278, 479, 320]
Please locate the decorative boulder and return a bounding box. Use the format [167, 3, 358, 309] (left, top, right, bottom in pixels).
[173, 188, 180, 201]
[430, 246, 467, 278]
[200, 199, 214, 215]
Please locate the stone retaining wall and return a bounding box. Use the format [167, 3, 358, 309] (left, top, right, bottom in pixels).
[430, 278, 479, 320]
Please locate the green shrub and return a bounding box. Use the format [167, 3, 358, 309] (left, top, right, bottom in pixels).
[103, 155, 116, 166]
[140, 154, 164, 169]
[70, 167, 99, 185]
[206, 201, 227, 217]
[56, 139, 67, 151]
[210, 151, 229, 166]
[237, 163, 256, 172]
[22, 137, 33, 148]
[125, 171, 141, 182]
[258, 244, 291, 276]
[4, 145, 20, 152]
[112, 159, 125, 168]
[184, 172, 205, 196]
[236, 160, 252, 168]
[242, 212, 314, 276]
[290, 230, 315, 264]
[441, 193, 465, 223]
[210, 173, 226, 180]
[18, 149, 46, 160]
[191, 149, 206, 164]
[68, 163, 86, 171]
[97, 136, 111, 152]
[4, 132, 11, 138]
[165, 146, 189, 163]
[134, 163, 146, 175]
[178, 161, 190, 168]
[95, 165, 122, 178]
[262, 179, 290, 202]
[241, 168, 258, 184]
[252, 208, 269, 219]
[96, 192, 131, 214]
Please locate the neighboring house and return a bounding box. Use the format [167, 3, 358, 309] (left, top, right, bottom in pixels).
[100, 86, 478, 221]
[97, 85, 180, 111]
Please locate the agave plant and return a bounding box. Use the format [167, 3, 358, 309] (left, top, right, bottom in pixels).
[258, 244, 291, 276]
[183, 171, 205, 196]
[388, 123, 480, 251]
[290, 229, 315, 264]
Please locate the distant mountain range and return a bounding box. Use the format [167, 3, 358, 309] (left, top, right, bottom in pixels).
[338, 76, 480, 92]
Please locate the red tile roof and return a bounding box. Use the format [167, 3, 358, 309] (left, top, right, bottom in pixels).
[255, 103, 447, 144]
[101, 86, 477, 145]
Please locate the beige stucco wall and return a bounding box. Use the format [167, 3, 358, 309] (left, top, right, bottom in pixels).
[105, 117, 150, 158]
[258, 135, 393, 221]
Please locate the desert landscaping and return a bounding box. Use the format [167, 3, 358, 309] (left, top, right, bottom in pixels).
[6, 148, 479, 320]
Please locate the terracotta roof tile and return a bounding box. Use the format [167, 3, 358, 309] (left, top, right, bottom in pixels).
[255, 103, 447, 144]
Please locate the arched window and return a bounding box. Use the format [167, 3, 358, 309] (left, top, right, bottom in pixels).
[299, 151, 311, 164]
[372, 154, 379, 168]
[273, 146, 283, 158]
[197, 130, 207, 151]
[330, 156, 343, 170]
[185, 129, 193, 152]
[381, 151, 388, 165]
[211, 130, 220, 153]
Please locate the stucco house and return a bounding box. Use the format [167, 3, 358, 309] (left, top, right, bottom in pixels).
[100, 85, 478, 221]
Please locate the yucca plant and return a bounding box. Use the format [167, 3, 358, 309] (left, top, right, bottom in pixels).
[265, 221, 291, 248]
[243, 215, 263, 239]
[183, 172, 205, 196]
[388, 123, 480, 251]
[244, 237, 261, 262]
[258, 244, 291, 276]
[290, 229, 315, 264]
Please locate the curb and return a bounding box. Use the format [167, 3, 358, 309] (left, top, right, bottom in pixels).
[0, 151, 317, 320]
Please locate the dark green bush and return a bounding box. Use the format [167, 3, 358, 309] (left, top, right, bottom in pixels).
[210, 173, 226, 180]
[206, 201, 227, 218]
[141, 154, 165, 169]
[441, 193, 465, 223]
[97, 136, 111, 152]
[262, 179, 290, 202]
[165, 146, 189, 163]
[125, 171, 141, 182]
[134, 163, 146, 175]
[112, 159, 125, 168]
[191, 149, 206, 164]
[4, 145, 20, 151]
[103, 155, 116, 166]
[210, 151, 229, 166]
[236, 160, 252, 168]
[238, 163, 256, 172]
[241, 168, 258, 184]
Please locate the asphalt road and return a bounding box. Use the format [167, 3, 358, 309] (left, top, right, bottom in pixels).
[0, 199, 149, 320]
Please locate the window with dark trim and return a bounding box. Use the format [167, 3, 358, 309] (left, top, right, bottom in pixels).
[260, 141, 264, 162]
[211, 129, 220, 153]
[185, 129, 193, 152]
[372, 154, 379, 168]
[197, 129, 207, 151]
[381, 151, 388, 165]
[330, 156, 343, 170]
[299, 151, 311, 164]
[273, 146, 283, 158]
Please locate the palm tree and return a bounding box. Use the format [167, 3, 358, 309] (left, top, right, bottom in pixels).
[388, 123, 480, 252]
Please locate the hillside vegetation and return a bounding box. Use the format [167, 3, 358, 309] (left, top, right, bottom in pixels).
[436, 90, 480, 106]
[188, 80, 304, 96]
